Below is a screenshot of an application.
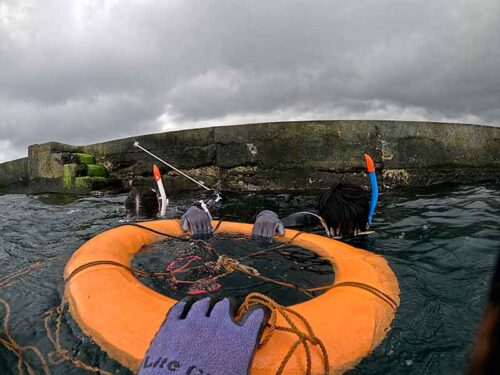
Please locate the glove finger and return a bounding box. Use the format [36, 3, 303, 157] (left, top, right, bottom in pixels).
[259, 224, 269, 239]
[264, 226, 274, 240]
[252, 221, 263, 237]
[178, 296, 198, 318]
[165, 300, 187, 323]
[198, 224, 207, 238]
[240, 306, 268, 333]
[187, 297, 211, 318]
[192, 220, 201, 235]
[197, 221, 203, 235]
[209, 298, 232, 319]
[191, 222, 200, 236]
[181, 216, 190, 232]
[202, 222, 210, 236]
[277, 222, 285, 236]
[196, 222, 204, 236]
[273, 222, 284, 237]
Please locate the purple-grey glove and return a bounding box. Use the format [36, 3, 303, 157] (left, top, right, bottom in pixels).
[181, 205, 213, 237]
[252, 210, 285, 241]
[138, 298, 268, 375]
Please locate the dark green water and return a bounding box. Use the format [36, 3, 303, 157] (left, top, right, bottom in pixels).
[0, 184, 499, 374]
[132, 234, 334, 305]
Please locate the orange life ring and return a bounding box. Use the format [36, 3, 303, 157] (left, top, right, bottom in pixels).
[64, 220, 400, 374]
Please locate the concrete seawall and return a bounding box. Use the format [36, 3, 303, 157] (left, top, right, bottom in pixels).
[0, 158, 29, 193]
[1, 120, 499, 194]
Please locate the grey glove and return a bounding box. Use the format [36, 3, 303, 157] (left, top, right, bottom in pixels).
[181, 205, 213, 237]
[252, 210, 285, 241]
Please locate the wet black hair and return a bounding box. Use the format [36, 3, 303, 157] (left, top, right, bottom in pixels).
[125, 187, 159, 220]
[318, 181, 370, 237]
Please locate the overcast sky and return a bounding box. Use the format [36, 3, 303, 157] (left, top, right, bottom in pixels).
[0, 0, 499, 162]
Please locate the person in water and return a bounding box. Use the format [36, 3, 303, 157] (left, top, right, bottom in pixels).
[124, 179, 215, 237]
[252, 154, 377, 240]
[251, 180, 371, 240]
[125, 181, 372, 241]
[126, 154, 377, 240]
[125, 186, 160, 220]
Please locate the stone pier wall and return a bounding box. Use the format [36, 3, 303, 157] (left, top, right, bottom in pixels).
[0, 120, 499, 194]
[0, 157, 29, 193]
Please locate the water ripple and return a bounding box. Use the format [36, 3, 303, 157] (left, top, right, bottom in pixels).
[0, 184, 499, 374]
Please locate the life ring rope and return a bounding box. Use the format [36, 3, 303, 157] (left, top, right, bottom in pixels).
[65, 220, 398, 309]
[64, 220, 400, 374]
[238, 292, 330, 375]
[64, 257, 397, 311]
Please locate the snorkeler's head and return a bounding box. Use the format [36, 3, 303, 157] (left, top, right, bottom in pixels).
[125, 187, 159, 220]
[318, 181, 370, 237]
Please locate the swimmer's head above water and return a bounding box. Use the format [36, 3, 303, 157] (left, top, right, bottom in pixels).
[123, 178, 217, 237]
[254, 154, 378, 240]
[318, 181, 371, 237]
[125, 184, 160, 220]
[253, 180, 372, 240]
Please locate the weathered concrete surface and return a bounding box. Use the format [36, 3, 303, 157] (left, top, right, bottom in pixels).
[212, 121, 500, 190]
[14, 142, 118, 194]
[0, 121, 499, 194]
[84, 127, 216, 174]
[376, 121, 500, 186]
[27, 142, 78, 193]
[0, 157, 29, 193]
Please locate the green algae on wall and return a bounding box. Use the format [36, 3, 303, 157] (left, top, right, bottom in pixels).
[74, 153, 96, 165]
[26, 142, 112, 194]
[62, 164, 73, 191]
[86, 164, 108, 177]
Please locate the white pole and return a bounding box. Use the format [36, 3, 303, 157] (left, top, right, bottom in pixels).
[134, 141, 211, 191]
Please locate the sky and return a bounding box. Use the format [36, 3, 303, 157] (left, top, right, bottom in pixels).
[0, 0, 499, 162]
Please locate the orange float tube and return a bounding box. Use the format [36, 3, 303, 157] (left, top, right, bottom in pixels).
[64, 220, 400, 374]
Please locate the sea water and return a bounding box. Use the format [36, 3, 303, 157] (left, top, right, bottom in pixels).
[0, 184, 498, 374]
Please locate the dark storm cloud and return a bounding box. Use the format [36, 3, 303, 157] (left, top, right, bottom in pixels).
[0, 0, 499, 162]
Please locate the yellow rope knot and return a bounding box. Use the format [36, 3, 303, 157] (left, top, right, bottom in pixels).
[237, 292, 330, 375]
[217, 255, 260, 276]
[217, 255, 240, 272]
